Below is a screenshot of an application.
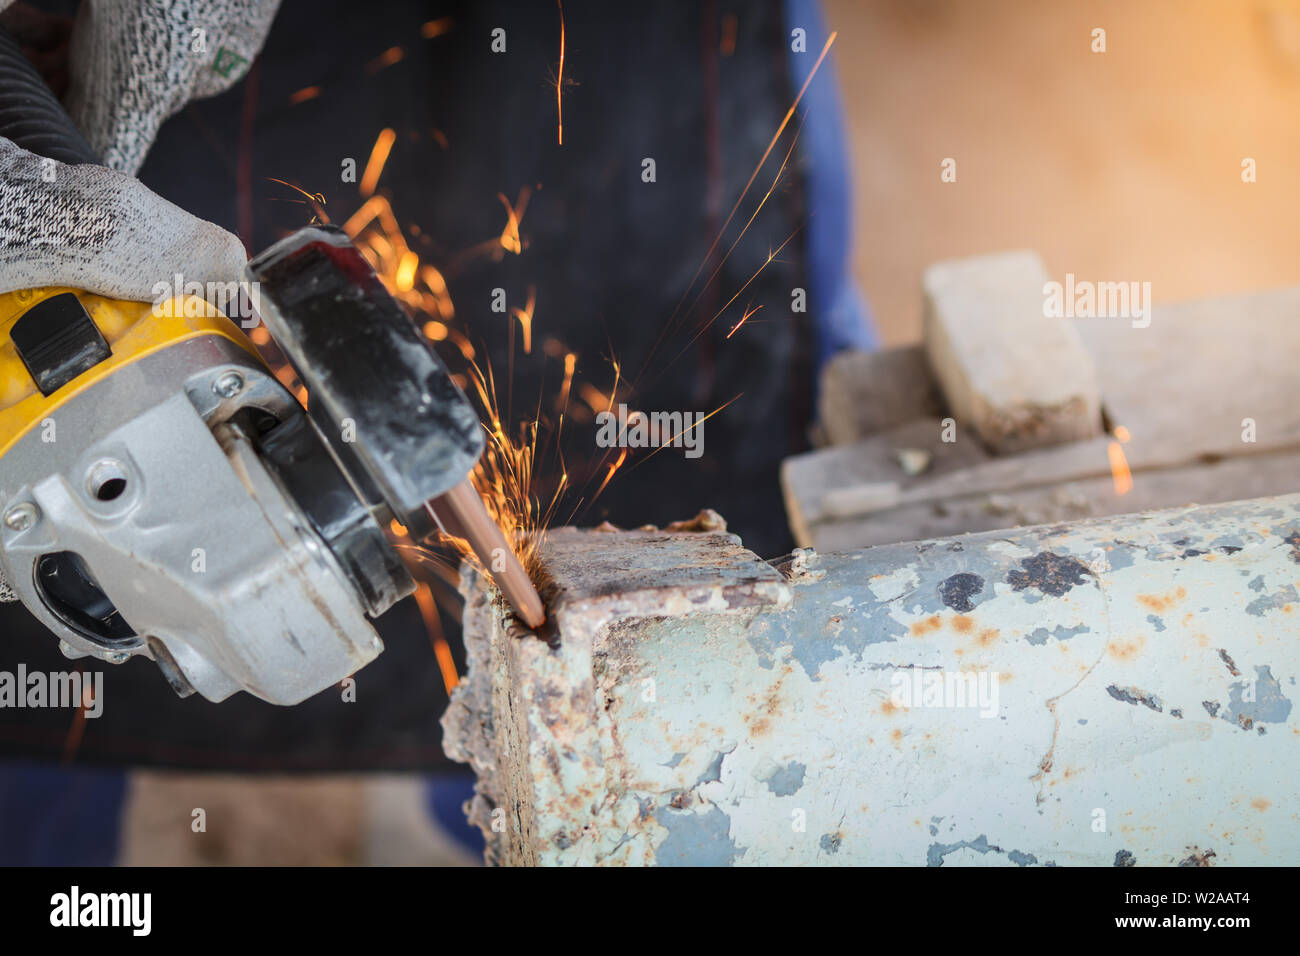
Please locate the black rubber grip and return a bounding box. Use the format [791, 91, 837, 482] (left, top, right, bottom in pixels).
[0, 25, 98, 165]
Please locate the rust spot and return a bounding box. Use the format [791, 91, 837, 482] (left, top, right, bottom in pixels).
[910, 615, 941, 636]
[1138, 587, 1187, 613]
[952, 615, 973, 634]
[976, 628, 999, 647]
[881, 698, 899, 716]
[1107, 636, 1144, 660]
[1251, 798, 1271, 812]
[890, 728, 904, 744]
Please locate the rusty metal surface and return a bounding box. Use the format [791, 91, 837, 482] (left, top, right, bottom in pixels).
[444, 496, 1300, 866]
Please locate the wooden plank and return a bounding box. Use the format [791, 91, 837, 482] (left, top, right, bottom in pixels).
[806, 448, 1300, 552]
[781, 418, 989, 547]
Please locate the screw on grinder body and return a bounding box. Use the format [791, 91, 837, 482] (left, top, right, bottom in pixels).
[246, 226, 545, 628]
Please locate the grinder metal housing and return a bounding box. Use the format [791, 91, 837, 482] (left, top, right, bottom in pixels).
[0, 226, 484, 704]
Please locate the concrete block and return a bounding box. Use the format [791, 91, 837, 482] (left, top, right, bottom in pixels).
[817, 346, 943, 445]
[923, 250, 1102, 453]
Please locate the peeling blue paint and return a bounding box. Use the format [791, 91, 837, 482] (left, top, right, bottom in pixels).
[1246, 584, 1298, 616]
[696, 750, 727, 786]
[765, 760, 807, 796]
[1227, 666, 1293, 726]
[655, 806, 739, 866]
[926, 834, 1037, 867]
[1107, 684, 1163, 712]
[1027, 624, 1090, 646]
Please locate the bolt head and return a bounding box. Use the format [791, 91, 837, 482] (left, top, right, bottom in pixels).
[213, 371, 245, 399]
[106, 650, 130, 664]
[4, 503, 38, 532]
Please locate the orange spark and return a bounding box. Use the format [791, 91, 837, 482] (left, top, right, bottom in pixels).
[558, 351, 576, 412]
[446, 328, 476, 361]
[266, 177, 328, 222]
[289, 85, 321, 104]
[578, 383, 612, 415]
[608, 359, 621, 410]
[420, 265, 454, 318]
[360, 128, 396, 198]
[1113, 425, 1131, 443]
[727, 303, 762, 338]
[639, 32, 836, 385]
[369, 46, 404, 73]
[395, 250, 418, 291]
[511, 286, 537, 354]
[556, 1, 566, 145]
[669, 229, 800, 366]
[497, 189, 531, 254]
[1108, 441, 1133, 495]
[424, 320, 449, 341]
[413, 583, 459, 693]
[633, 394, 743, 468]
[421, 17, 454, 39]
[594, 447, 628, 500]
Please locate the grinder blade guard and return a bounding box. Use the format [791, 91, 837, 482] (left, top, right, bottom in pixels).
[247, 226, 485, 537]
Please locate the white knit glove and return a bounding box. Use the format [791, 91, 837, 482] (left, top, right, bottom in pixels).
[66, 0, 281, 174]
[0, 137, 249, 301]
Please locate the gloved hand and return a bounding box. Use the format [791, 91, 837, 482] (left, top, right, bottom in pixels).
[0, 0, 281, 601]
[0, 137, 249, 304]
[62, 0, 282, 175]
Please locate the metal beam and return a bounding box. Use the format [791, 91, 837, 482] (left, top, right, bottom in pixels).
[444, 497, 1300, 865]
